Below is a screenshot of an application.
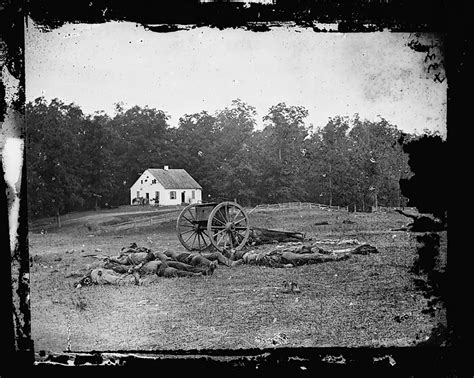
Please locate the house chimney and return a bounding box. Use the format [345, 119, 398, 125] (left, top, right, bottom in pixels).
[164, 165, 169, 170]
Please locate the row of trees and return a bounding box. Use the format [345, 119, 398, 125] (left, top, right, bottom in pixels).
[26, 97, 422, 219]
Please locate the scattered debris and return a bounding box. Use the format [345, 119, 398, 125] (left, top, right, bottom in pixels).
[282, 280, 301, 294]
[84, 221, 102, 232]
[137, 299, 151, 306]
[351, 244, 379, 255]
[313, 221, 329, 226]
[342, 219, 356, 224]
[394, 314, 411, 323]
[291, 282, 301, 293]
[65, 271, 84, 278]
[255, 332, 288, 347]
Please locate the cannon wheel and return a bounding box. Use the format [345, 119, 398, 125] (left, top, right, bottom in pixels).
[207, 201, 250, 252]
[176, 203, 212, 251]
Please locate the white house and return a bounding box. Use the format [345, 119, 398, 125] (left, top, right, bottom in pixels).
[130, 166, 202, 206]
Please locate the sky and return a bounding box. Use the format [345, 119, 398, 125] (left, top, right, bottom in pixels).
[25, 20, 447, 136]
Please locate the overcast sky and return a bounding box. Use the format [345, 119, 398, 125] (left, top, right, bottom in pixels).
[25, 20, 447, 136]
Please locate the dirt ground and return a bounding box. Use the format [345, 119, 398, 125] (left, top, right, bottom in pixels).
[29, 205, 447, 353]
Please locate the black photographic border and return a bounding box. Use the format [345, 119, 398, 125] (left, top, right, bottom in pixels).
[1, 0, 467, 375]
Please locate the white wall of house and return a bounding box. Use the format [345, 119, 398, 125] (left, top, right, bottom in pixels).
[130, 170, 202, 206]
[161, 188, 202, 206]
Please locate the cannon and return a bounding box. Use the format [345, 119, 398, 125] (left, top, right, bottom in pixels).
[176, 201, 250, 252]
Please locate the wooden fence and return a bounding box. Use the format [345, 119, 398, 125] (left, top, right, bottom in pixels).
[250, 202, 417, 213]
[252, 202, 347, 211]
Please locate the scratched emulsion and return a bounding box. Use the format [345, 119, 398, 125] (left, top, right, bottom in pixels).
[0, 0, 34, 361]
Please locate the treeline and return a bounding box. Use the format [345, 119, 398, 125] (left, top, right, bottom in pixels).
[26, 97, 422, 219]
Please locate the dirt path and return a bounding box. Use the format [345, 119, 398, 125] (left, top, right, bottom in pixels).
[73, 208, 180, 224]
[31, 206, 182, 231]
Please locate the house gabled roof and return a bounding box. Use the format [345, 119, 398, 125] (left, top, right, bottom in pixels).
[146, 168, 202, 189]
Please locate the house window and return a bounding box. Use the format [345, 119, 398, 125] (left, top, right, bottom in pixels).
[170, 191, 176, 200]
[192, 190, 195, 199]
[152, 179, 157, 184]
[141, 180, 143, 184]
[136, 191, 140, 198]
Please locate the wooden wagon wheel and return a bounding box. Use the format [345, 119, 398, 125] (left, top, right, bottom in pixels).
[207, 201, 250, 252]
[176, 203, 212, 251]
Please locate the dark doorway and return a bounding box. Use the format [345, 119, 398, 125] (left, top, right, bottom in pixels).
[181, 191, 185, 203]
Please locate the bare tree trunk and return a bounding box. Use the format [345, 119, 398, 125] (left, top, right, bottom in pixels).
[328, 162, 333, 207]
[56, 209, 61, 228]
[398, 170, 402, 207]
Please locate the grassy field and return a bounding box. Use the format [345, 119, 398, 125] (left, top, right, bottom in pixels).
[29, 205, 447, 353]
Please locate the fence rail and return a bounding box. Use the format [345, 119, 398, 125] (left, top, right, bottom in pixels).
[250, 202, 416, 213]
[252, 202, 347, 211]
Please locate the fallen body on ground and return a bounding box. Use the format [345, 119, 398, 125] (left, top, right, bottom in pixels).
[228, 242, 378, 268]
[76, 239, 378, 287]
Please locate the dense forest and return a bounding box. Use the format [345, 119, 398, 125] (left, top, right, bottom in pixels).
[26, 97, 432, 219]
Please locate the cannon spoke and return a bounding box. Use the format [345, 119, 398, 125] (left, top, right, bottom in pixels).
[198, 232, 208, 249]
[213, 228, 227, 239]
[181, 214, 195, 224]
[233, 217, 246, 225]
[212, 214, 226, 226]
[180, 229, 195, 235]
[196, 232, 201, 250]
[178, 223, 194, 228]
[183, 231, 196, 245]
[230, 209, 243, 222]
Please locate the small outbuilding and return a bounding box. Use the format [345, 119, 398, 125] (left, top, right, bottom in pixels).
[130, 166, 202, 206]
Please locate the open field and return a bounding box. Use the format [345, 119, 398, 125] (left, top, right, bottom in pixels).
[29, 205, 447, 353]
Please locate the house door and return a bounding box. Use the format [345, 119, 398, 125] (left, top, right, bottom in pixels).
[181, 191, 185, 203]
